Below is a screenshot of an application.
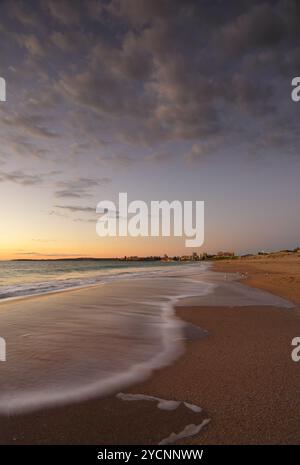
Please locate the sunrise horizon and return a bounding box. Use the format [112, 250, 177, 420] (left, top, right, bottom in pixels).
[2, 240, 300, 262]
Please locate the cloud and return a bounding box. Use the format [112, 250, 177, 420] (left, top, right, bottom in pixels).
[0, 169, 60, 186]
[3, 135, 51, 159]
[96, 153, 136, 167]
[72, 217, 96, 223]
[22, 34, 44, 57]
[184, 137, 226, 163]
[56, 0, 280, 148]
[218, 3, 285, 58]
[50, 31, 76, 52]
[9, 1, 42, 29]
[0, 0, 299, 163]
[54, 176, 111, 198]
[2, 113, 59, 139]
[0, 170, 44, 186]
[146, 151, 173, 163]
[54, 204, 119, 220]
[45, 0, 82, 25]
[54, 205, 96, 213]
[105, 0, 181, 26]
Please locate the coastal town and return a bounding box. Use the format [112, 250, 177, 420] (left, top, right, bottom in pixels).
[121, 247, 300, 262]
[121, 251, 235, 262]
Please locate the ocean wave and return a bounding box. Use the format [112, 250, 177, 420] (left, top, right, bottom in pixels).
[0, 264, 191, 301]
[0, 264, 215, 413]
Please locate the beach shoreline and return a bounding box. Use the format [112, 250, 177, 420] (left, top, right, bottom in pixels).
[212, 253, 300, 306]
[0, 256, 299, 444]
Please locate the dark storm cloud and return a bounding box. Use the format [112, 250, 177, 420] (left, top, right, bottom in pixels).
[1, 0, 300, 161]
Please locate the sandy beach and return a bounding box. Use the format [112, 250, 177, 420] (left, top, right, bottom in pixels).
[0, 256, 299, 445]
[214, 252, 300, 306]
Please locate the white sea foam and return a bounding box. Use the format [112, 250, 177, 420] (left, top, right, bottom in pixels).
[183, 401, 203, 413]
[117, 391, 209, 444]
[159, 419, 211, 445]
[117, 392, 202, 413]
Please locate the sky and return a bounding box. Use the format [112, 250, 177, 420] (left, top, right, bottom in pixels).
[0, 0, 300, 259]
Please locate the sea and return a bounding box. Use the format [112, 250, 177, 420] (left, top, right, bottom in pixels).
[0, 260, 215, 413]
[0, 259, 293, 414]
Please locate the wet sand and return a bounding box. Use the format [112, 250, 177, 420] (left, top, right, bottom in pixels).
[214, 253, 300, 305]
[1, 257, 300, 444]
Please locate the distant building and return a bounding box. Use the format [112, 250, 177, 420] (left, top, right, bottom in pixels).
[217, 251, 235, 258]
[180, 255, 192, 261]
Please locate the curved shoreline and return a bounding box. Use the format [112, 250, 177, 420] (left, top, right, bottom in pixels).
[0, 266, 215, 414]
[1, 257, 299, 444]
